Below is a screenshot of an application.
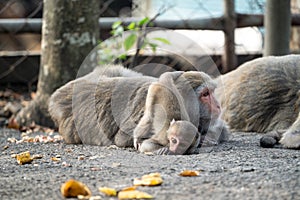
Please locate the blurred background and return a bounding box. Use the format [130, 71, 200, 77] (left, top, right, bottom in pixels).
[0, 0, 299, 89]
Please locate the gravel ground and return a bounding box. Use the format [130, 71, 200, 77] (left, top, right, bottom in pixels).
[0, 128, 299, 200]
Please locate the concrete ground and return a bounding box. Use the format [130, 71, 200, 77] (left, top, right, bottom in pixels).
[0, 128, 299, 200]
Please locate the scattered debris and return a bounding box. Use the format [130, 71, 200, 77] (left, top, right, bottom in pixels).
[99, 187, 117, 196]
[179, 170, 200, 177]
[133, 172, 163, 186]
[111, 162, 121, 168]
[60, 179, 91, 198]
[16, 151, 33, 165]
[78, 156, 85, 161]
[31, 154, 43, 160]
[7, 134, 63, 144]
[51, 157, 61, 162]
[118, 190, 153, 199]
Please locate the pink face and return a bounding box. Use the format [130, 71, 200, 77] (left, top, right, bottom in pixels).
[199, 88, 221, 117]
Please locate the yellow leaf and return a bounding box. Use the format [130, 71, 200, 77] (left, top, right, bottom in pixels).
[60, 179, 91, 198]
[16, 151, 33, 165]
[179, 170, 200, 177]
[51, 157, 61, 162]
[118, 190, 153, 199]
[121, 186, 137, 191]
[133, 173, 163, 186]
[99, 187, 117, 196]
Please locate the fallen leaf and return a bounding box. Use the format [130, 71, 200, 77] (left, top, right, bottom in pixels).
[179, 170, 200, 177]
[7, 118, 20, 130]
[60, 179, 91, 198]
[99, 187, 117, 196]
[118, 190, 153, 199]
[121, 186, 137, 191]
[51, 157, 61, 162]
[133, 173, 163, 186]
[16, 151, 33, 165]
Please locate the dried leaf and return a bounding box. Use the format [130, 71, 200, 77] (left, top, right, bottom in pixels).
[179, 170, 200, 177]
[16, 151, 33, 165]
[133, 173, 163, 186]
[118, 190, 153, 199]
[7, 118, 20, 130]
[121, 186, 137, 192]
[60, 179, 91, 198]
[51, 157, 61, 162]
[99, 187, 117, 196]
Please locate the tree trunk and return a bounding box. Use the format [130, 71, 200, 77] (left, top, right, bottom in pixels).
[222, 0, 237, 73]
[16, 0, 100, 127]
[264, 0, 291, 56]
[290, 0, 300, 52]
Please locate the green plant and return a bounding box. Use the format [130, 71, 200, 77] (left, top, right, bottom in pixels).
[98, 17, 171, 65]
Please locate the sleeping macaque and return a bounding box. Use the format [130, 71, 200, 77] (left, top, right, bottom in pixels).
[49, 65, 230, 154]
[216, 55, 300, 149]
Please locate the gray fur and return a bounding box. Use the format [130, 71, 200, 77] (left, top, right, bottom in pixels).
[216, 55, 300, 149]
[49, 65, 230, 154]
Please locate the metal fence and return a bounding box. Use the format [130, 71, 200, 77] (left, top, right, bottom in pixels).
[0, 0, 299, 87]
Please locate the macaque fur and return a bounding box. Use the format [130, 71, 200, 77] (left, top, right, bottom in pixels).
[49, 65, 230, 154]
[216, 55, 300, 149]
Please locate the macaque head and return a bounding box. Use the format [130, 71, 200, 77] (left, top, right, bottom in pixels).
[198, 86, 221, 118]
[167, 120, 200, 155]
[181, 71, 221, 119]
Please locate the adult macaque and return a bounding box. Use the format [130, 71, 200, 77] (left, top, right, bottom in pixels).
[216, 55, 300, 149]
[49, 65, 230, 154]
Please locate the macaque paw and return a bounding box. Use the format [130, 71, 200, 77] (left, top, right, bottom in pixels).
[279, 131, 300, 149]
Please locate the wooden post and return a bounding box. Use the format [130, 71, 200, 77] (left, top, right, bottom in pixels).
[222, 0, 237, 73]
[264, 0, 291, 56]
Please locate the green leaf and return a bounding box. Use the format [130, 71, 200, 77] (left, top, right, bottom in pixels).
[127, 22, 136, 30]
[118, 54, 127, 60]
[112, 21, 122, 29]
[148, 42, 158, 52]
[153, 37, 171, 45]
[124, 34, 137, 51]
[138, 17, 150, 27]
